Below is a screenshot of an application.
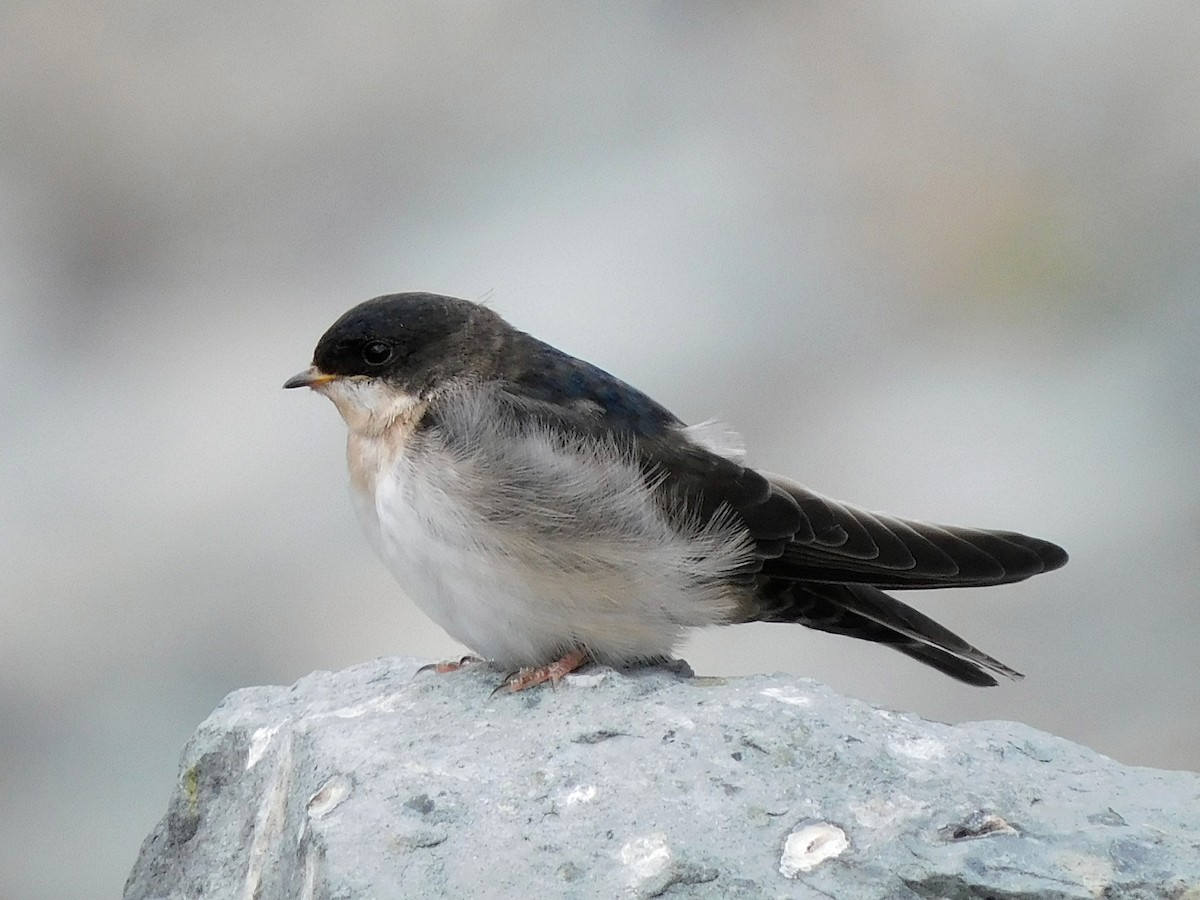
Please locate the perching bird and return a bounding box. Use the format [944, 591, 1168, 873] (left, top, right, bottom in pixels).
[285, 292, 1067, 691]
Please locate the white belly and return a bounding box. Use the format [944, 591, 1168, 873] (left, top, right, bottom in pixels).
[347, 422, 752, 668]
[353, 460, 581, 664]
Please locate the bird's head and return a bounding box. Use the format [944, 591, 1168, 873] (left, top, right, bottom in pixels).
[284, 292, 506, 434]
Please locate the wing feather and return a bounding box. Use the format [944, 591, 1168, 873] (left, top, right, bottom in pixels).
[479, 348, 1065, 687]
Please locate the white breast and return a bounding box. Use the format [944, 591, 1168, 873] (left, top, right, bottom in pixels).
[347, 389, 755, 668]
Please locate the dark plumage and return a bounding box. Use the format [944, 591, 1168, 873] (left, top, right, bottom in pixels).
[289, 292, 1068, 687]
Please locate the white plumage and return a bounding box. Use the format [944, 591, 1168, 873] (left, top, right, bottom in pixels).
[326, 379, 756, 667]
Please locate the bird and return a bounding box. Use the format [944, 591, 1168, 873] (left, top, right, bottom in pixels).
[284, 292, 1067, 692]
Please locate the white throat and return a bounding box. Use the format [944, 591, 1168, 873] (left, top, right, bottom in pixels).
[317, 377, 424, 437]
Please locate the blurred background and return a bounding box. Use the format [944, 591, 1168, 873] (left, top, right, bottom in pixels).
[2, 3, 1198, 897]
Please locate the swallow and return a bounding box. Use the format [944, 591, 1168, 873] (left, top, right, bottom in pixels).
[285, 292, 1067, 691]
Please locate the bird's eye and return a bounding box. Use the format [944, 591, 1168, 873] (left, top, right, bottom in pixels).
[361, 341, 395, 366]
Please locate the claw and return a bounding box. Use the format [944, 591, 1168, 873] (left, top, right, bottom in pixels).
[491, 649, 590, 695]
[416, 655, 484, 676]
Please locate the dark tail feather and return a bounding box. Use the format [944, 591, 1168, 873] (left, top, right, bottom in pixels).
[750, 580, 1022, 687]
[891, 641, 1006, 687]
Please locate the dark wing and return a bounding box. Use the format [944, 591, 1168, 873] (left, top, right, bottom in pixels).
[757, 475, 1069, 590]
[500, 332, 1068, 588]
[622, 445, 1066, 685]
[731, 474, 1065, 685]
[492, 340, 1067, 686]
[498, 335, 806, 567]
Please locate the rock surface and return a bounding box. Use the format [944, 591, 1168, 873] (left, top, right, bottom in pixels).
[126, 657, 1200, 900]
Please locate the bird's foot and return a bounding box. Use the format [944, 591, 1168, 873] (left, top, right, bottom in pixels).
[492, 649, 590, 695]
[416, 655, 485, 676]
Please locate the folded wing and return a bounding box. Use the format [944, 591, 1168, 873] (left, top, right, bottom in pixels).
[757, 474, 1068, 589]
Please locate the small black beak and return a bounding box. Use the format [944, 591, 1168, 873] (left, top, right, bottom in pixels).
[283, 366, 336, 389]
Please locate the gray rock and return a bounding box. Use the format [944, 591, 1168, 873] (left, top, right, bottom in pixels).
[125, 658, 1200, 900]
